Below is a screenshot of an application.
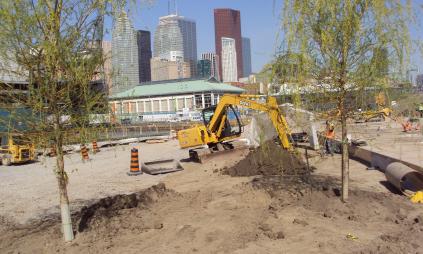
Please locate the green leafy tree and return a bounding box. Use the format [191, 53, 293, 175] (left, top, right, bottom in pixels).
[0, 0, 153, 241]
[278, 0, 415, 201]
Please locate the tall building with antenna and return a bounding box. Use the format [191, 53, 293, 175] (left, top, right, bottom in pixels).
[111, 10, 139, 94]
[153, 3, 197, 79]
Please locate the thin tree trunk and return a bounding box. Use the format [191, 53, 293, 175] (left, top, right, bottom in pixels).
[340, 105, 349, 202]
[54, 121, 74, 241]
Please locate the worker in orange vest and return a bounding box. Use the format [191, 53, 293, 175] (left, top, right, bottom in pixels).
[325, 121, 335, 156]
[402, 120, 412, 132]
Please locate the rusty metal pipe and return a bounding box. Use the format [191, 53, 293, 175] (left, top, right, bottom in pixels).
[385, 162, 423, 194]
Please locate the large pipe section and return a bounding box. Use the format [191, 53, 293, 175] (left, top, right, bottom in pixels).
[385, 162, 423, 195]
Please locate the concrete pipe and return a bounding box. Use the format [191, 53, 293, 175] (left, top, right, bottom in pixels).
[385, 162, 423, 194]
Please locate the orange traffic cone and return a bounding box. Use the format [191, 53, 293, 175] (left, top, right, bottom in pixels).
[92, 140, 100, 154]
[128, 148, 142, 176]
[81, 145, 89, 161]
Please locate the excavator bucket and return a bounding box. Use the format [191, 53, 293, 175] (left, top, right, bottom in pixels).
[189, 140, 249, 163]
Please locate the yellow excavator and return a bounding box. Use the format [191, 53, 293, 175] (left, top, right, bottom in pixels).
[0, 133, 36, 166]
[178, 94, 292, 162]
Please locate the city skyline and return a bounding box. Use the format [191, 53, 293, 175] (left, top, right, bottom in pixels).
[104, 1, 270, 73]
[104, 0, 423, 78]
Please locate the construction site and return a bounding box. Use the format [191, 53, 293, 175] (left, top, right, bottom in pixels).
[1, 1, 423, 253]
[0, 93, 422, 254]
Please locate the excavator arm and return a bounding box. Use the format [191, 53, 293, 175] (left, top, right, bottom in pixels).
[207, 94, 292, 149]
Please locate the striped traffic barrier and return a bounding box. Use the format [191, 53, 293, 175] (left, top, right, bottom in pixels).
[81, 145, 89, 161]
[92, 140, 100, 154]
[127, 148, 142, 176]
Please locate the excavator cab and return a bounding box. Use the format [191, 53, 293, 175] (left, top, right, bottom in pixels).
[202, 105, 242, 139]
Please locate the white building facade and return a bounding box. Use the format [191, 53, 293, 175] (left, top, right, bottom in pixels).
[221, 37, 238, 82]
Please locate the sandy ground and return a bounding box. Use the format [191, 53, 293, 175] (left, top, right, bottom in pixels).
[1, 131, 422, 253]
[348, 120, 423, 169]
[0, 140, 187, 224]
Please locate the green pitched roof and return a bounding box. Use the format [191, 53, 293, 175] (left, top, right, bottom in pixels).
[109, 79, 244, 100]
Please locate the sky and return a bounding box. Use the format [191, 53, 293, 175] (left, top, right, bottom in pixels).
[104, 0, 284, 73]
[104, 0, 423, 77]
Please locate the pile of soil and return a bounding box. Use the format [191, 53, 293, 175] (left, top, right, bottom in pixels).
[224, 140, 311, 177]
[0, 183, 173, 252]
[74, 183, 171, 233]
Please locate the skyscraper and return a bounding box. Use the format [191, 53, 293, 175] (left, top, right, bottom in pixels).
[197, 59, 212, 78]
[111, 11, 139, 94]
[201, 53, 220, 80]
[102, 41, 112, 94]
[154, 14, 197, 77]
[221, 37, 238, 82]
[137, 30, 152, 83]
[242, 37, 252, 77]
[214, 8, 243, 81]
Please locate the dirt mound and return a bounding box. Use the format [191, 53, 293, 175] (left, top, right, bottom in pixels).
[224, 140, 311, 177]
[0, 183, 174, 252]
[74, 183, 171, 233]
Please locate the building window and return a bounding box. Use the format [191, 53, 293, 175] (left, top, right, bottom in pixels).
[169, 99, 176, 112]
[137, 101, 144, 113]
[145, 101, 151, 113]
[153, 100, 160, 112]
[178, 98, 185, 109]
[204, 94, 212, 108]
[123, 102, 129, 113]
[213, 94, 220, 105]
[186, 98, 193, 109]
[160, 100, 167, 112]
[130, 102, 136, 113]
[195, 94, 202, 109]
[116, 102, 122, 114]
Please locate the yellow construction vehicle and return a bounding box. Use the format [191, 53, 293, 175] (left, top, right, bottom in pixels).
[354, 107, 392, 123]
[354, 92, 392, 122]
[0, 133, 36, 166]
[178, 94, 292, 162]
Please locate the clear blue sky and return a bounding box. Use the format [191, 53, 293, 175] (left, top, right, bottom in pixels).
[105, 0, 422, 76]
[105, 0, 284, 73]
